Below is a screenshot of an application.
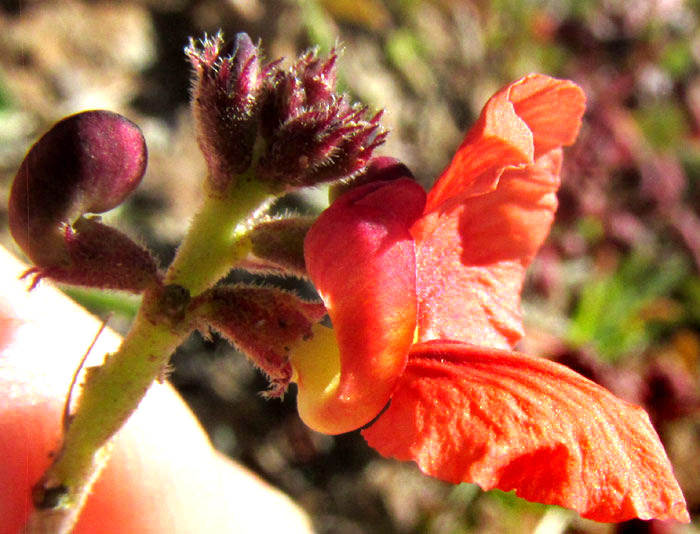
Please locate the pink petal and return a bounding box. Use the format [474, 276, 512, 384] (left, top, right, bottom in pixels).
[412, 150, 563, 349]
[363, 341, 689, 523]
[298, 179, 426, 434]
[426, 74, 585, 212]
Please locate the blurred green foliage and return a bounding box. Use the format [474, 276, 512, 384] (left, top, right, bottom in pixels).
[636, 103, 689, 151]
[569, 254, 689, 361]
[62, 287, 141, 322]
[0, 73, 12, 111]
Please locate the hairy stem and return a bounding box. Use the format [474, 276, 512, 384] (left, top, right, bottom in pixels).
[166, 176, 274, 295]
[26, 175, 275, 534]
[26, 296, 187, 533]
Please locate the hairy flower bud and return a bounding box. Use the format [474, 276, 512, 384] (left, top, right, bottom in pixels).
[187, 32, 263, 191]
[299, 52, 337, 106]
[186, 34, 386, 192]
[8, 110, 158, 291]
[23, 218, 159, 291]
[256, 49, 387, 189]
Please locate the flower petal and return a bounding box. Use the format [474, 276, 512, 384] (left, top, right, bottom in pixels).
[412, 149, 563, 348]
[295, 179, 426, 434]
[508, 73, 587, 159]
[426, 74, 585, 212]
[363, 341, 689, 523]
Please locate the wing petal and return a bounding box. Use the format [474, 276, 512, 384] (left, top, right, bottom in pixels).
[363, 341, 689, 523]
[412, 150, 563, 348]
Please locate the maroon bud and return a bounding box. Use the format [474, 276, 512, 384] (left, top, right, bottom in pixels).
[256, 49, 386, 189]
[187, 35, 386, 191]
[9, 110, 147, 269]
[300, 109, 387, 185]
[243, 216, 315, 277]
[23, 217, 159, 292]
[198, 286, 326, 397]
[259, 65, 309, 142]
[256, 105, 386, 188]
[186, 32, 263, 191]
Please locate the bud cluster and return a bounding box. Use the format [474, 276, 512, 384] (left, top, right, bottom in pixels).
[187, 32, 387, 192]
[8, 35, 389, 399]
[256, 50, 386, 188]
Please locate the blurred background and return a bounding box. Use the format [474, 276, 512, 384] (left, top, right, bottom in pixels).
[1, 0, 699, 532]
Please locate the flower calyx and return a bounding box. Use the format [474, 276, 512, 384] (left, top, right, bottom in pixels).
[196, 285, 326, 397]
[186, 33, 264, 192]
[244, 216, 315, 278]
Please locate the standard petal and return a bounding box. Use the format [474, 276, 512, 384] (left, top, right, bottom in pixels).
[363, 341, 689, 523]
[426, 74, 585, 212]
[294, 179, 426, 434]
[412, 150, 562, 349]
[508, 73, 587, 159]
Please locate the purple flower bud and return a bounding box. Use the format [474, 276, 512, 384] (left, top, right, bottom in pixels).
[186, 32, 263, 191]
[256, 104, 386, 188]
[256, 49, 386, 189]
[186, 34, 386, 191]
[9, 110, 147, 268]
[258, 70, 304, 142]
[294, 110, 387, 187]
[198, 286, 326, 397]
[299, 52, 338, 107]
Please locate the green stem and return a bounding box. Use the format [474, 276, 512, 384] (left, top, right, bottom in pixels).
[28, 297, 187, 533]
[166, 176, 274, 295]
[53, 308, 181, 481]
[27, 174, 276, 533]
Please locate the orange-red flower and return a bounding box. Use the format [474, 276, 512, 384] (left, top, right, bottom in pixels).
[291, 74, 689, 523]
